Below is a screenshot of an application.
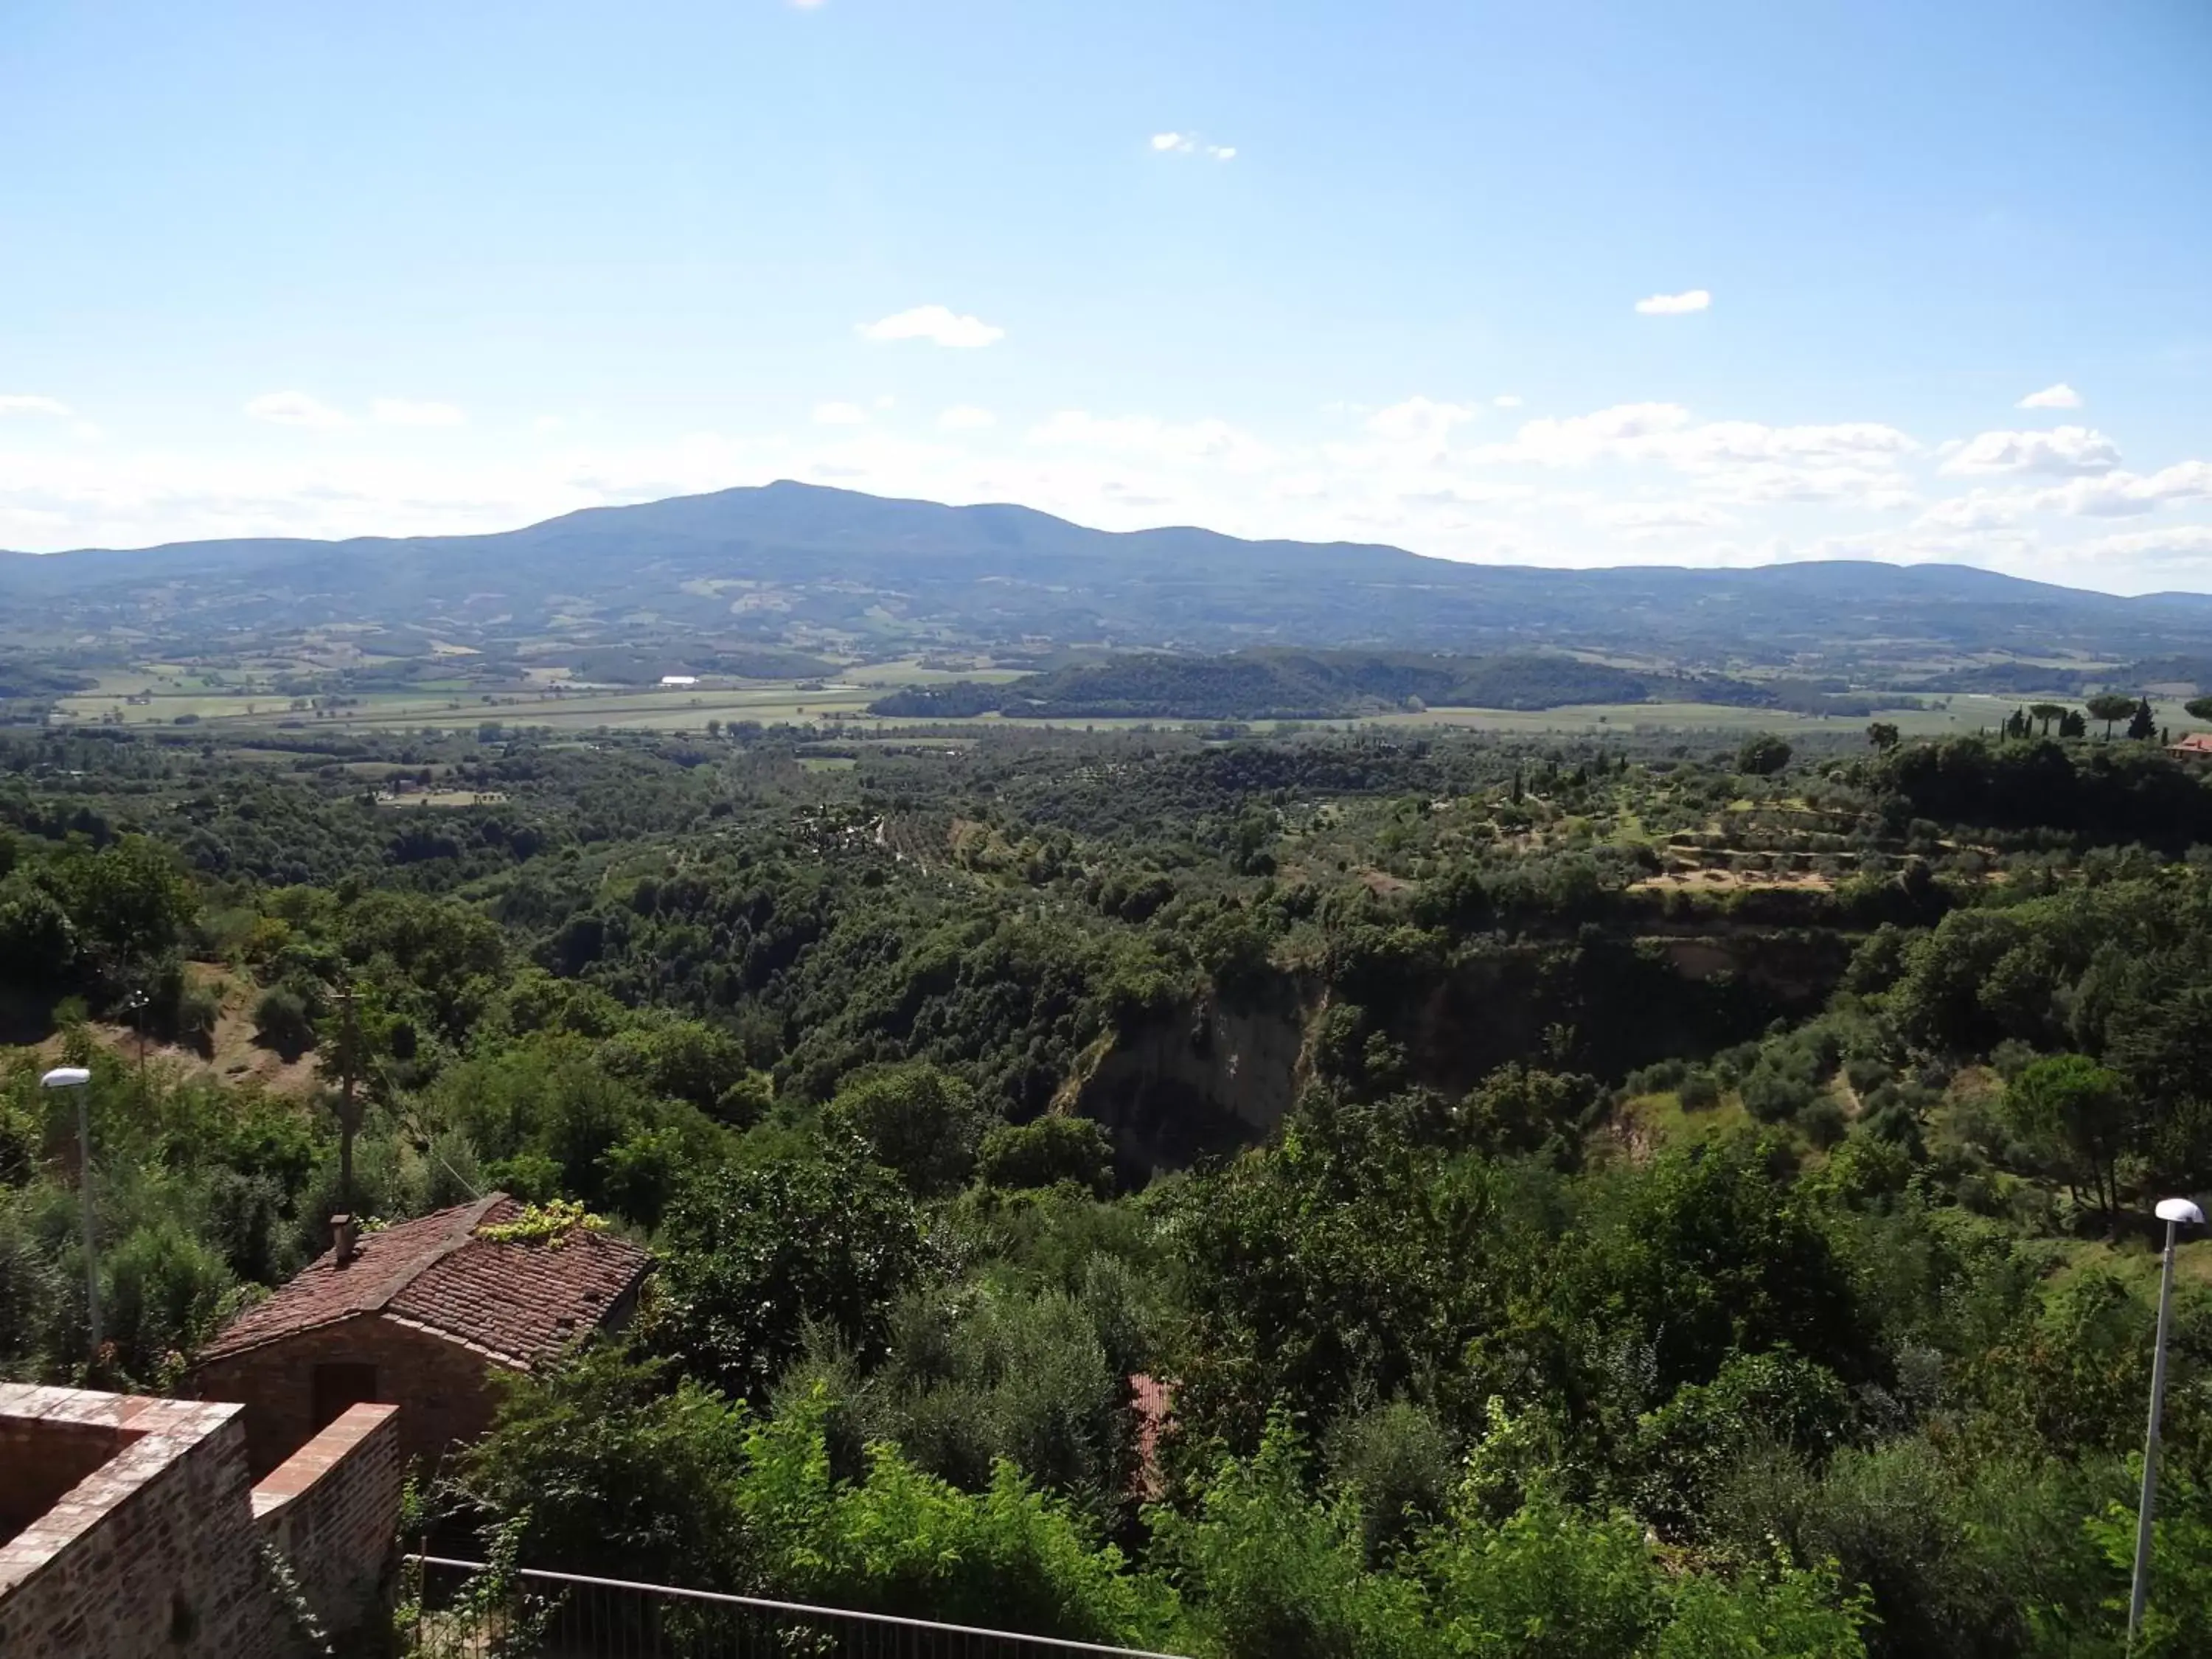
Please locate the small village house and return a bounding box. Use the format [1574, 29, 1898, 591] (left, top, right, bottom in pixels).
[190, 1193, 651, 1475]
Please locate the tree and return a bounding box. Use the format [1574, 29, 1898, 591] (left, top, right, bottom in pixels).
[2185, 697, 2212, 723]
[2086, 694, 2136, 739]
[1736, 733, 1792, 776]
[2025, 703, 2071, 737]
[2130, 696, 2158, 741]
[976, 1115, 1116, 1195]
[2059, 708, 2088, 739]
[2003, 1054, 2133, 1217]
[823, 1062, 987, 1196]
[316, 982, 393, 1217]
[1866, 723, 1901, 752]
[655, 1144, 922, 1398]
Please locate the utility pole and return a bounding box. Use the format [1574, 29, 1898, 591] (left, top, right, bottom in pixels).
[329, 983, 362, 1217]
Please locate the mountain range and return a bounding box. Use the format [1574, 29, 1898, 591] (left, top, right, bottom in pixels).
[5, 481, 2210, 679]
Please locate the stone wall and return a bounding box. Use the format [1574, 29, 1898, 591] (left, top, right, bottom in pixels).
[193, 1310, 505, 1477]
[251, 1402, 403, 1644]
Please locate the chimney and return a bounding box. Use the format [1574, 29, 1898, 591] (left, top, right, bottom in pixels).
[332, 1213, 358, 1263]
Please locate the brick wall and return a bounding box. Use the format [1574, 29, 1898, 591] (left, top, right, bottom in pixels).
[0, 1414, 135, 1543]
[0, 1388, 282, 1659]
[251, 1402, 402, 1643]
[193, 1311, 507, 1478]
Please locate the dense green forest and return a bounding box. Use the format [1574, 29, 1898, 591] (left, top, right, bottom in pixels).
[4, 714, 2211, 1655]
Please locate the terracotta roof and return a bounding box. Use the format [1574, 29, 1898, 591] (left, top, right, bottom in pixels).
[2168, 733, 2212, 754]
[193, 1194, 651, 1369]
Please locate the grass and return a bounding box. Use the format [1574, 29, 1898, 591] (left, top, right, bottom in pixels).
[1610, 1088, 1758, 1155]
[2053, 1236, 2212, 1290]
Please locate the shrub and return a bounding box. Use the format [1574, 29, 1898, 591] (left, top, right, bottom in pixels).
[1798, 1098, 1849, 1149]
[251, 987, 316, 1059]
[1324, 1400, 1458, 1562]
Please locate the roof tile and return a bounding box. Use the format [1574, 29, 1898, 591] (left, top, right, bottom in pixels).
[192, 1193, 650, 1369]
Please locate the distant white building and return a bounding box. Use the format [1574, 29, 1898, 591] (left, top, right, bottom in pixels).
[659, 675, 700, 688]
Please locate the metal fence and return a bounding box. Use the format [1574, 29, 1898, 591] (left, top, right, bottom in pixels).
[401, 1556, 1189, 1659]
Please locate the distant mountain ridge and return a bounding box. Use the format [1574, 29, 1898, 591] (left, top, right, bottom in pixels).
[4, 480, 2208, 672]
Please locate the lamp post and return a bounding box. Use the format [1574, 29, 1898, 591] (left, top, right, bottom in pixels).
[39, 1066, 100, 1366]
[2129, 1194, 2205, 1647]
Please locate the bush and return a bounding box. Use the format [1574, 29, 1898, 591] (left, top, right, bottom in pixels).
[1324, 1400, 1458, 1561]
[251, 987, 316, 1059]
[1737, 734, 1793, 777]
[1798, 1098, 1849, 1149]
[1677, 1070, 1721, 1111]
[101, 1220, 233, 1384]
[172, 984, 223, 1054]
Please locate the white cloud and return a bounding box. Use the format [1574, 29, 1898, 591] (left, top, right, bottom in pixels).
[1634, 288, 1711, 316]
[1475, 403, 1694, 466]
[1492, 394, 1523, 409]
[2033, 460, 2212, 517]
[1151, 132, 1234, 160]
[1941, 425, 2122, 476]
[2017, 382, 2082, 410]
[1029, 410, 1273, 469]
[1915, 489, 2032, 532]
[245, 391, 349, 429]
[0, 394, 72, 419]
[937, 405, 996, 431]
[2068, 525, 2212, 566]
[1467, 405, 1920, 509]
[1365, 397, 1476, 448]
[371, 397, 465, 428]
[813, 401, 869, 426]
[858, 305, 1005, 349]
[1589, 500, 1737, 535]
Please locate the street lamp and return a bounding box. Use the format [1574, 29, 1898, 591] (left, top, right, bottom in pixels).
[2129, 1194, 2205, 1647]
[39, 1066, 100, 1366]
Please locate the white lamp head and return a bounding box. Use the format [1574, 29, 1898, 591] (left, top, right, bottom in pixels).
[2155, 1197, 2206, 1226]
[40, 1067, 92, 1091]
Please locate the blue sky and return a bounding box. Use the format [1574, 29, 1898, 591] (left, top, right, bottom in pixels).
[2, 0, 2208, 589]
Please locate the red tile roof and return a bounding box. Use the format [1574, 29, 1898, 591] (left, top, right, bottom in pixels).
[193, 1194, 651, 1369]
[2168, 733, 2212, 755]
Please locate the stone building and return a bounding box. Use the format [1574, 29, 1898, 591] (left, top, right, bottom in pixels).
[0, 1382, 401, 1658]
[191, 1192, 653, 1475]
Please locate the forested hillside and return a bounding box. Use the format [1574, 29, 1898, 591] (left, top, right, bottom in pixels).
[4, 714, 2211, 1655]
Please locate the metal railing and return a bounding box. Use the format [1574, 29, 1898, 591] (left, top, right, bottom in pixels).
[402, 1556, 1189, 1659]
